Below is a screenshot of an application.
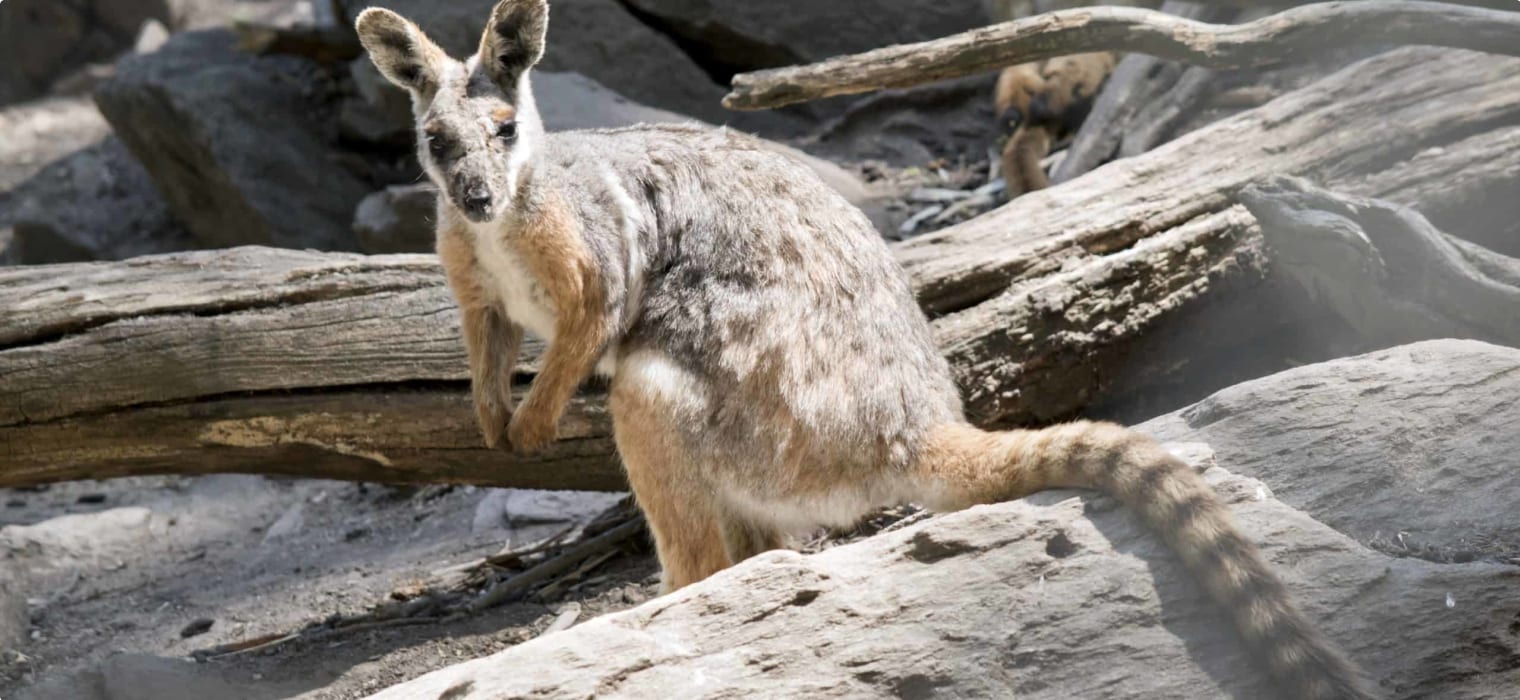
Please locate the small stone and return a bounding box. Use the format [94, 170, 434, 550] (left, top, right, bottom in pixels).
[179, 618, 214, 638]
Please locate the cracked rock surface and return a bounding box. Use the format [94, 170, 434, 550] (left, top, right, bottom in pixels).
[366, 339, 1520, 700]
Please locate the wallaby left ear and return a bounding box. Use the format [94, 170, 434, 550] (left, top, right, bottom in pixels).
[355, 8, 448, 97]
[478, 0, 549, 91]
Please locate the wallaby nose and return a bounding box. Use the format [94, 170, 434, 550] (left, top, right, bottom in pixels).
[463, 186, 492, 216]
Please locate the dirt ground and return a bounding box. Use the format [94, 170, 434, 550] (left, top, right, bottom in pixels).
[1, 475, 658, 700]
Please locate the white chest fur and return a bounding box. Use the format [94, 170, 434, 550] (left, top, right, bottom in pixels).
[471, 225, 558, 343]
[469, 223, 619, 376]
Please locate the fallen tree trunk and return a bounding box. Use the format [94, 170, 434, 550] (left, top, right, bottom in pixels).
[909, 48, 1520, 424]
[2, 48, 1517, 490]
[723, 1, 1520, 110]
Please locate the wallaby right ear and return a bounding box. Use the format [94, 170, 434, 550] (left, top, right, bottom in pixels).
[478, 0, 549, 91]
[355, 8, 447, 96]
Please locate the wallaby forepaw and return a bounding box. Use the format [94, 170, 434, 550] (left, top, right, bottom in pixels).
[475, 397, 511, 449]
[507, 412, 557, 453]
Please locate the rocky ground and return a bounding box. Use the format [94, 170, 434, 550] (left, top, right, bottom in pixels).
[360, 339, 1520, 700]
[1, 474, 650, 700]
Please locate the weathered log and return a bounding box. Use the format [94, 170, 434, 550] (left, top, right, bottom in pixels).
[1083, 122, 1520, 422]
[722, 1, 1520, 110]
[1241, 176, 1520, 346]
[0, 248, 621, 491]
[905, 48, 1520, 425]
[1, 48, 1516, 490]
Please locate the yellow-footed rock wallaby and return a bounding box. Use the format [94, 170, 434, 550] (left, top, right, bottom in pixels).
[355, 2, 1372, 696]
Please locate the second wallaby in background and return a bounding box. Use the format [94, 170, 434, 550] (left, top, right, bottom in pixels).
[355, 1, 1372, 697]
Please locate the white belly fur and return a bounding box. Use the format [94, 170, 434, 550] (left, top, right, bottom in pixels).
[471, 225, 618, 376]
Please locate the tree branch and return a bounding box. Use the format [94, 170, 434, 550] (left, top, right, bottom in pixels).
[723, 1, 1520, 110]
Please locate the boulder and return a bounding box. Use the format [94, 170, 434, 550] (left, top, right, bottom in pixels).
[0, 571, 23, 654]
[0, 0, 172, 106]
[470, 489, 627, 546]
[1140, 338, 1520, 563]
[95, 29, 372, 251]
[0, 96, 110, 194]
[619, 0, 992, 71]
[353, 183, 435, 254]
[614, 0, 1003, 164]
[363, 340, 1520, 699]
[1, 508, 155, 592]
[0, 138, 194, 265]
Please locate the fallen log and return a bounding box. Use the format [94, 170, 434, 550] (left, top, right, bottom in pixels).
[908, 48, 1520, 424]
[722, 1, 1520, 110]
[1082, 122, 1520, 422]
[1, 48, 1517, 490]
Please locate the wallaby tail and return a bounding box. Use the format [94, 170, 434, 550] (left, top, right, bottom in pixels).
[916, 421, 1375, 700]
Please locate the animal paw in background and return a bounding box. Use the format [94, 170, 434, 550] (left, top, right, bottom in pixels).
[995, 52, 1115, 200]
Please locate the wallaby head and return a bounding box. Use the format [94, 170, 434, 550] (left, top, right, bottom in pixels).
[356, 0, 549, 223]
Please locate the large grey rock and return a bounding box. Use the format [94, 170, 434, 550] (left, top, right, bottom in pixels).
[1140, 338, 1520, 563]
[0, 138, 194, 265]
[353, 0, 733, 123]
[16, 653, 310, 700]
[96, 29, 371, 251]
[621, 0, 992, 69]
[0, 571, 23, 654]
[353, 183, 436, 254]
[0, 96, 110, 194]
[1, 508, 155, 591]
[470, 489, 626, 547]
[0, 0, 171, 106]
[614, 0, 1002, 162]
[365, 340, 1520, 699]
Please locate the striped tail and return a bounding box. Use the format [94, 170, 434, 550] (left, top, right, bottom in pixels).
[917, 420, 1375, 700]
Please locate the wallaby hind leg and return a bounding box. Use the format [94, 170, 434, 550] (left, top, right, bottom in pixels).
[719, 512, 786, 565]
[610, 376, 729, 594]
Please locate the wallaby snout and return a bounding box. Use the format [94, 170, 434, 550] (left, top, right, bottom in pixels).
[459, 183, 493, 221]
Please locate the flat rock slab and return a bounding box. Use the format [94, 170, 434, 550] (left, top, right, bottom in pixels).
[364, 340, 1520, 699]
[1141, 338, 1520, 563]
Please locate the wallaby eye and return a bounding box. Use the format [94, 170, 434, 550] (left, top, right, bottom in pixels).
[426, 134, 449, 159]
[496, 120, 518, 142]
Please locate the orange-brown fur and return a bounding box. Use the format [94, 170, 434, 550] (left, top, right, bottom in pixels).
[502, 194, 608, 452]
[995, 52, 1115, 199]
[437, 221, 520, 448]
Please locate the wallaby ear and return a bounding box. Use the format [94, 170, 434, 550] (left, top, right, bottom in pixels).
[478, 0, 549, 90]
[355, 8, 447, 96]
